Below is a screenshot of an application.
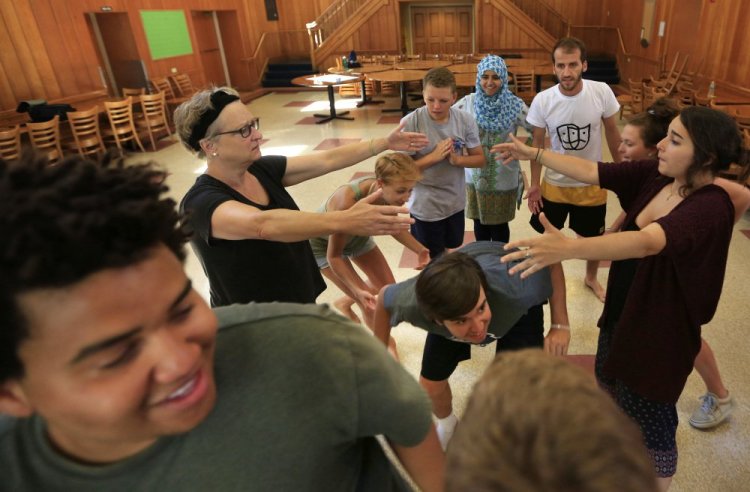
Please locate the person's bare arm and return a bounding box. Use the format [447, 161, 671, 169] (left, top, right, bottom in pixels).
[544, 263, 570, 356]
[327, 232, 376, 311]
[282, 122, 429, 186]
[392, 231, 430, 269]
[389, 427, 445, 492]
[413, 137, 453, 171]
[493, 134, 600, 187]
[527, 126, 546, 214]
[607, 210, 627, 233]
[715, 177, 750, 223]
[448, 145, 484, 168]
[373, 286, 394, 346]
[603, 114, 622, 164]
[501, 213, 665, 279]
[210, 189, 412, 242]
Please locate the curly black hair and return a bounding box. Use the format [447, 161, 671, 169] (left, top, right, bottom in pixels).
[0, 150, 190, 382]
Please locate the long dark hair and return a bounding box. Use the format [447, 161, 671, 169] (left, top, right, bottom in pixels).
[678, 106, 749, 196]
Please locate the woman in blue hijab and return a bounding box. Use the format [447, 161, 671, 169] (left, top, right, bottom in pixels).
[454, 55, 532, 242]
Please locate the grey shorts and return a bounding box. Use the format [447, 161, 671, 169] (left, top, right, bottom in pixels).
[310, 236, 377, 269]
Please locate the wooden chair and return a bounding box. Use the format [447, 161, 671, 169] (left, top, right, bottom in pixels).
[103, 97, 145, 153]
[150, 77, 188, 124]
[136, 92, 172, 151]
[617, 79, 643, 118]
[693, 91, 711, 107]
[122, 87, 146, 114]
[674, 81, 695, 107]
[27, 115, 64, 164]
[169, 73, 196, 97]
[643, 84, 668, 108]
[513, 71, 537, 105]
[649, 53, 689, 96]
[0, 125, 22, 161]
[122, 87, 145, 98]
[733, 112, 750, 133]
[66, 107, 106, 157]
[338, 83, 360, 97]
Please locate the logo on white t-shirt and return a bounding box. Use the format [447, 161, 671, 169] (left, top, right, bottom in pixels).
[556, 123, 590, 151]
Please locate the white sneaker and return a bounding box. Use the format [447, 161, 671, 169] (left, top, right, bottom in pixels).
[436, 414, 458, 450]
[689, 392, 734, 429]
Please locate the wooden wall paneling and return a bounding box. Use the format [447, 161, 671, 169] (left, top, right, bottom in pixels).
[477, 3, 546, 53]
[0, 0, 49, 101]
[353, 2, 399, 52]
[28, 0, 79, 98]
[726, 5, 750, 85]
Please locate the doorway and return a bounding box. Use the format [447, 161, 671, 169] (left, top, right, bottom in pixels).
[87, 12, 148, 97]
[192, 10, 246, 89]
[410, 4, 473, 55]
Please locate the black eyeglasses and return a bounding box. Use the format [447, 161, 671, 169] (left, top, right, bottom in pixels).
[214, 118, 260, 139]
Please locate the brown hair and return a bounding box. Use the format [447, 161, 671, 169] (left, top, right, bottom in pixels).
[627, 97, 680, 148]
[678, 106, 749, 196]
[552, 36, 587, 63]
[446, 349, 658, 492]
[415, 252, 488, 322]
[423, 67, 456, 93]
[374, 152, 420, 184]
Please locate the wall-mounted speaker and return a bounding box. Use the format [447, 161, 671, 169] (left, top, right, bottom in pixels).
[264, 0, 279, 21]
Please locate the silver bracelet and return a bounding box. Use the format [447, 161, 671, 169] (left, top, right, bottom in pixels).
[550, 323, 570, 330]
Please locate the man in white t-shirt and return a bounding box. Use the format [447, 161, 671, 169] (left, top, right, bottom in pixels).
[525, 37, 621, 302]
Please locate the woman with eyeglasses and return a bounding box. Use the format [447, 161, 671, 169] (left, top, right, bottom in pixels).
[175, 86, 428, 307]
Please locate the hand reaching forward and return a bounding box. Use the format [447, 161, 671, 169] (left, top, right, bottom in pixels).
[524, 184, 542, 214]
[343, 189, 413, 236]
[490, 133, 537, 164]
[386, 121, 429, 152]
[500, 213, 572, 278]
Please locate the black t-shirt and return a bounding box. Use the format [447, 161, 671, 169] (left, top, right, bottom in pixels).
[180, 156, 326, 306]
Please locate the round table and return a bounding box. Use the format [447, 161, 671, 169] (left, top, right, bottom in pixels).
[394, 60, 452, 71]
[447, 63, 478, 74]
[328, 65, 392, 107]
[291, 73, 364, 124]
[350, 64, 393, 74]
[366, 69, 427, 116]
[454, 72, 478, 88]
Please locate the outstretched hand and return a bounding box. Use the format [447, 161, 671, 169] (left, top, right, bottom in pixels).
[386, 121, 429, 152]
[491, 133, 537, 165]
[344, 189, 413, 236]
[500, 213, 571, 278]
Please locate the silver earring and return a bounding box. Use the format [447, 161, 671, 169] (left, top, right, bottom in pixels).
[211, 152, 218, 157]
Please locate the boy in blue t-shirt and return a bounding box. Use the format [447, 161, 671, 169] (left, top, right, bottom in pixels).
[401, 67, 484, 258]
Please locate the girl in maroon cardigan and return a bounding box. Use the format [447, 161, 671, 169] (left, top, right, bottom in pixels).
[493, 106, 749, 490]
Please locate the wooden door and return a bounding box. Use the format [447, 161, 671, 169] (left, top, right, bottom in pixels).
[412, 5, 473, 55]
[93, 13, 147, 96]
[192, 11, 226, 87]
